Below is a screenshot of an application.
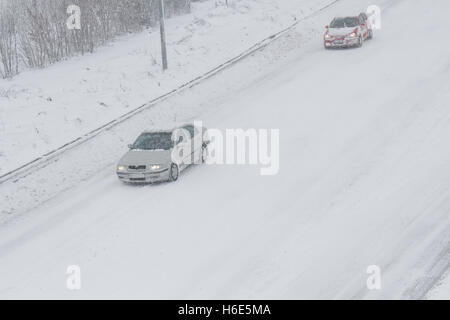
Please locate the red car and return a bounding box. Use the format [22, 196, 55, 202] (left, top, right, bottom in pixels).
[324, 13, 373, 49]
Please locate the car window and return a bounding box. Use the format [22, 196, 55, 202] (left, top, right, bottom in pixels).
[359, 14, 366, 24]
[330, 17, 359, 28]
[183, 125, 195, 138]
[131, 132, 173, 150]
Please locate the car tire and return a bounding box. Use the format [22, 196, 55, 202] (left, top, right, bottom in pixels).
[368, 29, 373, 39]
[357, 35, 363, 48]
[169, 163, 179, 181]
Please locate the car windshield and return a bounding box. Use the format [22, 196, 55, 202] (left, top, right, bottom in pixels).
[330, 17, 359, 28]
[131, 132, 173, 150]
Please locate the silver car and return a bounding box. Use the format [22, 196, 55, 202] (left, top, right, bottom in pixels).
[116, 124, 209, 183]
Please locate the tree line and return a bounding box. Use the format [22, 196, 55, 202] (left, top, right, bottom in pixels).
[0, 0, 191, 78]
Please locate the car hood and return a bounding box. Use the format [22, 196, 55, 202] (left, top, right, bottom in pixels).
[119, 149, 172, 166]
[328, 27, 357, 37]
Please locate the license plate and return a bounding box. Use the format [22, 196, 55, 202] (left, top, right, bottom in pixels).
[334, 40, 343, 44]
[131, 173, 146, 179]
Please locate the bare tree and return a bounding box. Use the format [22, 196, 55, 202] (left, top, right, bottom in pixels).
[0, 0, 191, 78]
[0, 1, 19, 78]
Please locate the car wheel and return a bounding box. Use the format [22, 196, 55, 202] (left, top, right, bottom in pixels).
[358, 35, 363, 48]
[368, 29, 373, 39]
[169, 163, 179, 181]
[201, 145, 208, 163]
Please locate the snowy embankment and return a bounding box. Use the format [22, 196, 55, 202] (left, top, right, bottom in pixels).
[0, 0, 331, 177]
[0, 0, 449, 299]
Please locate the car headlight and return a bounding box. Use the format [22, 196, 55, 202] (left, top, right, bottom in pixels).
[348, 32, 357, 38]
[325, 34, 332, 39]
[150, 165, 162, 171]
[117, 165, 126, 172]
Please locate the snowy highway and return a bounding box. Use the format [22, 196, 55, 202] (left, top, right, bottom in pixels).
[0, 0, 449, 299]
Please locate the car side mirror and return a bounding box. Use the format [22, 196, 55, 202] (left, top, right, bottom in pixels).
[325, 25, 329, 28]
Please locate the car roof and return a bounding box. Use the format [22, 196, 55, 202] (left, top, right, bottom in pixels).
[333, 16, 359, 19]
[140, 123, 198, 134]
[141, 129, 173, 134]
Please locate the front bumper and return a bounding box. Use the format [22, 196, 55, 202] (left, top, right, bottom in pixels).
[324, 37, 359, 48]
[117, 168, 170, 183]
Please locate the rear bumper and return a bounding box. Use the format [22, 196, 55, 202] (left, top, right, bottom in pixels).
[324, 37, 359, 48]
[117, 169, 170, 183]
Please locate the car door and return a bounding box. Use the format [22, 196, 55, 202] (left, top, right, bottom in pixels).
[359, 13, 368, 39]
[192, 126, 203, 164]
[182, 125, 198, 165]
[172, 128, 190, 169]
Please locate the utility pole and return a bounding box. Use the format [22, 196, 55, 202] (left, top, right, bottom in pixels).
[159, 0, 168, 70]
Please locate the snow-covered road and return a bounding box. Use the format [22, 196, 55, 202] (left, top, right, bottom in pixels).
[0, 0, 449, 299]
